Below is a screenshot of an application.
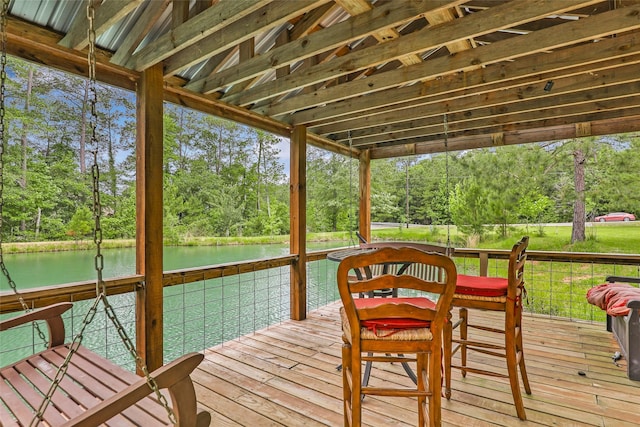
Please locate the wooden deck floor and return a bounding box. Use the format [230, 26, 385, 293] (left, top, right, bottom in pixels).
[191, 303, 639, 426]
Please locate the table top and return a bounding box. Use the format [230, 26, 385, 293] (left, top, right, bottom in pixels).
[326, 247, 375, 262]
[327, 241, 451, 263]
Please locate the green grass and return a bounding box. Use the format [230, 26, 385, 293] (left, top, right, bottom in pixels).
[4, 223, 640, 254]
[366, 223, 640, 322]
[368, 222, 640, 254]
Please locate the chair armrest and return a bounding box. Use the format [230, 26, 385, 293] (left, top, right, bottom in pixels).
[63, 352, 210, 427]
[0, 302, 72, 347]
[606, 276, 640, 285]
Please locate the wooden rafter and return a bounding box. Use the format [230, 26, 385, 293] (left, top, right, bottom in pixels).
[240, 0, 602, 110]
[4, 0, 640, 158]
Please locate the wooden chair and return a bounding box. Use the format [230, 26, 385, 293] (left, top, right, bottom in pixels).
[443, 236, 531, 420]
[0, 302, 211, 426]
[338, 247, 457, 427]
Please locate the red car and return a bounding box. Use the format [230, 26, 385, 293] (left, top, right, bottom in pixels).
[594, 212, 636, 222]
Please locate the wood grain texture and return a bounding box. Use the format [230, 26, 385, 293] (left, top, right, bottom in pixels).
[193, 302, 640, 426]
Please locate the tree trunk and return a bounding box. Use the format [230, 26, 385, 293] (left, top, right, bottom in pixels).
[34, 207, 41, 239]
[571, 147, 586, 243]
[256, 136, 262, 211]
[264, 155, 271, 218]
[79, 79, 89, 174]
[405, 161, 410, 228]
[19, 68, 34, 232]
[107, 115, 117, 211]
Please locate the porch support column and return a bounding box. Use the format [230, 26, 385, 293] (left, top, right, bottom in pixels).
[359, 149, 371, 243]
[135, 63, 164, 372]
[290, 125, 307, 320]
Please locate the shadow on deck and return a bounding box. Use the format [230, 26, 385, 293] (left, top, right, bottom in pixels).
[192, 302, 639, 426]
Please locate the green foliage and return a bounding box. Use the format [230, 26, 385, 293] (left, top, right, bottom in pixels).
[2, 56, 638, 247]
[450, 180, 487, 239]
[66, 206, 92, 240]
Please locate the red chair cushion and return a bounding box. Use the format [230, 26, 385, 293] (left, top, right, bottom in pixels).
[455, 274, 509, 297]
[355, 297, 435, 331]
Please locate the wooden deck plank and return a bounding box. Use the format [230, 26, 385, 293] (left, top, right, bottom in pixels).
[193, 303, 640, 426]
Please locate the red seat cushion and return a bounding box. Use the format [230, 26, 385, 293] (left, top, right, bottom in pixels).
[455, 274, 509, 297]
[355, 297, 435, 331]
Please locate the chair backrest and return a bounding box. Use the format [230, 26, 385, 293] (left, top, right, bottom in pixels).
[507, 236, 529, 300]
[359, 242, 454, 279]
[337, 247, 457, 335]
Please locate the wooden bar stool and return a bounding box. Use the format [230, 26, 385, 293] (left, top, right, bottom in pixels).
[444, 236, 531, 420]
[337, 247, 457, 427]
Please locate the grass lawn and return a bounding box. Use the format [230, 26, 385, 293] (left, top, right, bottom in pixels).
[368, 222, 640, 254]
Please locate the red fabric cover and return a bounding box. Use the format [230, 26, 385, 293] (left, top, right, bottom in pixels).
[355, 297, 434, 331]
[586, 282, 640, 316]
[455, 274, 509, 297]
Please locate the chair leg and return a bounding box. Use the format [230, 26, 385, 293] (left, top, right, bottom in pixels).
[352, 347, 362, 427]
[342, 343, 353, 427]
[417, 351, 426, 427]
[516, 307, 532, 395]
[505, 321, 526, 420]
[427, 348, 442, 427]
[459, 308, 468, 378]
[443, 318, 453, 400]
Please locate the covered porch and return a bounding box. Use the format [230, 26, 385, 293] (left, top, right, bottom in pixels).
[2, 0, 640, 425]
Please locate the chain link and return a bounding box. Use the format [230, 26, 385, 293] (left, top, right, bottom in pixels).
[347, 130, 356, 246]
[0, 0, 48, 348]
[32, 2, 176, 423]
[86, 0, 175, 421]
[444, 114, 451, 251]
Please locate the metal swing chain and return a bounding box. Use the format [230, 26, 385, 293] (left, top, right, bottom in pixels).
[32, 2, 176, 424]
[347, 130, 356, 246]
[86, 3, 177, 423]
[444, 114, 451, 251]
[0, 0, 48, 347]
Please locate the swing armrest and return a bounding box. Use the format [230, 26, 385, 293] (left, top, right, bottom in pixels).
[0, 302, 72, 347]
[63, 352, 211, 427]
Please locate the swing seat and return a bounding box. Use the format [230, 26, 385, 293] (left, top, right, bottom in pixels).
[0, 303, 211, 427]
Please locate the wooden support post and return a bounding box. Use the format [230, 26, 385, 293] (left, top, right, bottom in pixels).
[479, 252, 489, 277]
[136, 63, 164, 372]
[359, 149, 371, 243]
[290, 125, 307, 320]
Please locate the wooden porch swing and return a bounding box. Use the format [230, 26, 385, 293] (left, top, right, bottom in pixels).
[0, 2, 210, 425]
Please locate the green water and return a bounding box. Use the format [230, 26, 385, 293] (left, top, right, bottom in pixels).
[0, 242, 346, 367]
[0, 242, 344, 291]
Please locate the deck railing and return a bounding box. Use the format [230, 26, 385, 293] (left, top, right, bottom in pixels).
[1, 248, 639, 369]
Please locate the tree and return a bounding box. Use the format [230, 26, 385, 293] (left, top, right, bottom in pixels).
[67, 206, 92, 241]
[450, 179, 488, 239]
[571, 143, 587, 243]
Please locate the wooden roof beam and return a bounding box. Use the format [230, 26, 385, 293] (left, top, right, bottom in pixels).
[369, 113, 640, 159]
[227, 0, 602, 107]
[351, 87, 640, 147]
[163, 0, 328, 78]
[192, 0, 450, 95]
[321, 58, 640, 138]
[126, 0, 271, 71]
[6, 14, 351, 159]
[295, 31, 640, 127]
[60, 0, 143, 50]
[110, 0, 171, 66]
[335, 0, 423, 66]
[265, 3, 640, 118]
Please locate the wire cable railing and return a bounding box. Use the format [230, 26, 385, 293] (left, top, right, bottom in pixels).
[2, 249, 639, 369]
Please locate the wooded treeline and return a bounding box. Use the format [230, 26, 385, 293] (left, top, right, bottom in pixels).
[2, 58, 639, 243]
